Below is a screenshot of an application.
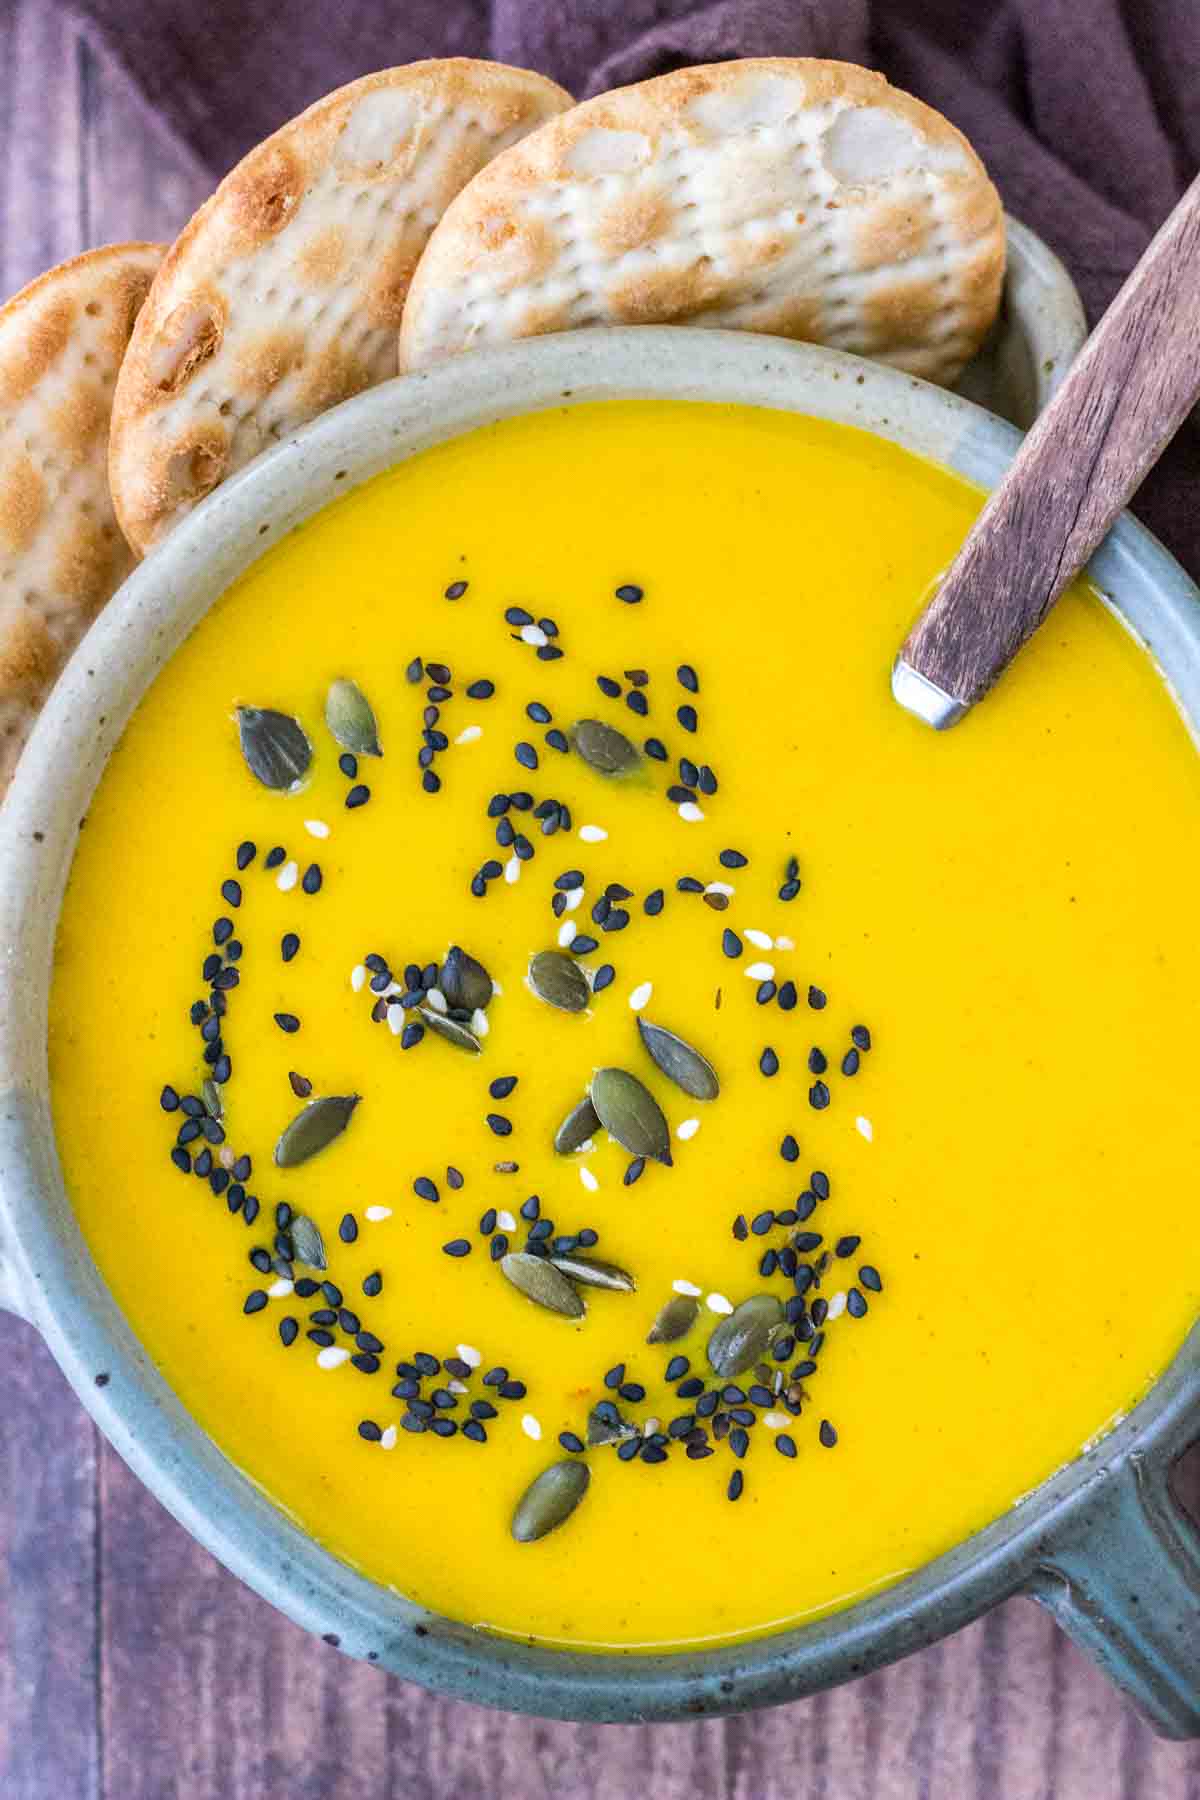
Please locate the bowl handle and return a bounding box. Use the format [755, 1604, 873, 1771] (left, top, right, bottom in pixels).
[1028, 1450, 1200, 1737]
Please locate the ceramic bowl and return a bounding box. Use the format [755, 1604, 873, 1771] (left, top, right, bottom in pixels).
[4, 320, 1198, 1737]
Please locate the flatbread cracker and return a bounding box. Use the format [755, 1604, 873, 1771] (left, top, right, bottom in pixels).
[110, 60, 573, 553]
[400, 59, 1005, 386]
[0, 243, 163, 798]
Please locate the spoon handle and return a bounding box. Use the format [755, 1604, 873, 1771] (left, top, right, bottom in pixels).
[894, 173, 1200, 728]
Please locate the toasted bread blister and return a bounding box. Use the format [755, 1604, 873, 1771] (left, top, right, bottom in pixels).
[400, 60, 1005, 386]
[109, 61, 574, 553]
[0, 243, 163, 795]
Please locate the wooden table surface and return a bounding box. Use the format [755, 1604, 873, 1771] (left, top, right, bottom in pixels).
[3, 7, 1200, 1795]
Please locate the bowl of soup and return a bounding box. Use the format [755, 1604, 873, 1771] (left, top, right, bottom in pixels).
[1, 326, 1198, 1733]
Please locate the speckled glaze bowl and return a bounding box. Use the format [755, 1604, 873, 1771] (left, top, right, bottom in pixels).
[3, 317, 1199, 1736]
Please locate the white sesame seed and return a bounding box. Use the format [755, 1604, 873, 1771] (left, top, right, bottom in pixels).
[673, 1279, 702, 1297]
[351, 965, 367, 991]
[317, 1346, 350, 1370]
[471, 1007, 490, 1038]
[579, 824, 608, 842]
[490, 979, 503, 996]
[565, 886, 585, 910]
[387, 1006, 404, 1035]
[744, 961, 775, 981]
[504, 854, 521, 884]
[678, 802, 705, 822]
[218, 1146, 236, 1169]
[762, 1410, 791, 1431]
[425, 987, 448, 1013]
[365, 1205, 392, 1223]
[744, 928, 773, 950]
[676, 1118, 700, 1141]
[826, 1291, 848, 1321]
[580, 1165, 599, 1193]
[521, 1413, 542, 1440]
[380, 1425, 398, 1450]
[856, 1116, 874, 1142]
[705, 881, 735, 896]
[520, 624, 548, 646]
[629, 980, 653, 1010]
[277, 859, 299, 892]
[557, 919, 577, 948]
[455, 725, 482, 745]
[304, 819, 330, 839]
[384, 979, 403, 997]
[448, 1378, 469, 1394]
[706, 1292, 734, 1315]
[456, 1343, 482, 1368]
[775, 935, 795, 951]
[642, 1418, 660, 1438]
[267, 1278, 293, 1298]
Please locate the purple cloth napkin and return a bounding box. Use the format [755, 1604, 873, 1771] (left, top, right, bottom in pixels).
[72, 0, 1199, 574]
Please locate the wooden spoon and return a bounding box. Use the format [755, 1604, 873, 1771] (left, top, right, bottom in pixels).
[893, 172, 1200, 728]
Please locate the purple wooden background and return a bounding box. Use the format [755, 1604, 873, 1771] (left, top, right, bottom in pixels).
[2, 5, 1200, 1794]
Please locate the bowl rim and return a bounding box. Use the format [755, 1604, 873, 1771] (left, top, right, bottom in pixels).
[2, 325, 1198, 1722]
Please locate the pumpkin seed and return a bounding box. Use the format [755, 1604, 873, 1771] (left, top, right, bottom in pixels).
[553, 1095, 599, 1153]
[201, 1077, 223, 1119]
[528, 950, 589, 1014]
[325, 678, 381, 757]
[501, 1252, 586, 1318]
[439, 945, 493, 1013]
[289, 1214, 327, 1271]
[549, 1255, 635, 1293]
[637, 1018, 719, 1101]
[417, 1006, 483, 1054]
[511, 1460, 590, 1543]
[646, 1295, 700, 1344]
[273, 1094, 359, 1168]
[587, 1402, 638, 1447]
[572, 718, 640, 776]
[590, 1067, 672, 1165]
[706, 1294, 784, 1380]
[236, 706, 312, 790]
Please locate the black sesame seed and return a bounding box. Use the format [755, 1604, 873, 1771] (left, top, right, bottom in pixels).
[221, 879, 242, 908]
[750, 1210, 774, 1236]
[851, 1024, 872, 1051]
[819, 1420, 838, 1448]
[732, 1214, 749, 1240]
[698, 765, 718, 795]
[615, 584, 643, 604]
[281, 932, 300, 963]
[811, 1170, 830, 1200]
[357, 1419, 383, 1443]
[847, 1288, 868, 1318]
[618, 1382, 646, 1403]
[236, 841, 256, 870]
[446, 1166, 464, 1190]
[676, 664, 699, 693]
[160, 1085, 180, 1112]
[677, 876, 703, 893]
[422, 770, 441, 793]
[346, 784, 370, 809]
[841, 1048, 860, 1076]
[626, 691, 649, 716]
[362, 1272, 383, 1298]
[413, 1176, 439, 1203]
[274, 1013, 300, 1034]
[644, 888, 664, 915]
[808, 1047, 827, 1075]
[339, 752, 358, 778]
[808, 986, 827, 1010]
[760, 1047, 780, 1077]
[278, 1317, 298, 1347]
[554, 869, 584, 890]
[499, 1379, 526, 1400]
[265, 847, 286, 870]
[489, 1075, 517, 1100]
[301, 864, 322, 894]
[727, 1470, 744, 1501]
[339, 1213, 358, 1244]
[486, 1113, 512, 1137]
[559, 1431, 585, 1453]
[676, 704, 697, 733]
[624, 1156, 645, 1187]
[756, 980, 777, 1005]
[835, 1235, 861, 1258]
[859, 1265, 883, 1292]
[569, 935, 599, 955]
[520, 1196, 540, 1221]
[401, 1022, 425, 1049]
[243, 1290, 268, 1315]
[466, 679, 494, 699]
[667, 784, 696, 805]
[604, 1363, 625, 1390]
[809, 1081, 830, 1110]
[644, 737, 668, 762]
[719, 848, 748, 869]
[597, 675, 621, 699]
[592, 963, 616, 993]
[443, 1239, 471, 1258]
[514, 742, 538, 770]
[445, 579, 469, 599]
[722, 928, 743, 959]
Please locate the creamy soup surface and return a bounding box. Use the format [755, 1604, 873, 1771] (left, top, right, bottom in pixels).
[51, 400, 1200, 1650]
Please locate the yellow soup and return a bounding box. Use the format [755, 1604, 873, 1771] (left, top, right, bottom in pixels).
[50, 400, 1200, 1651]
